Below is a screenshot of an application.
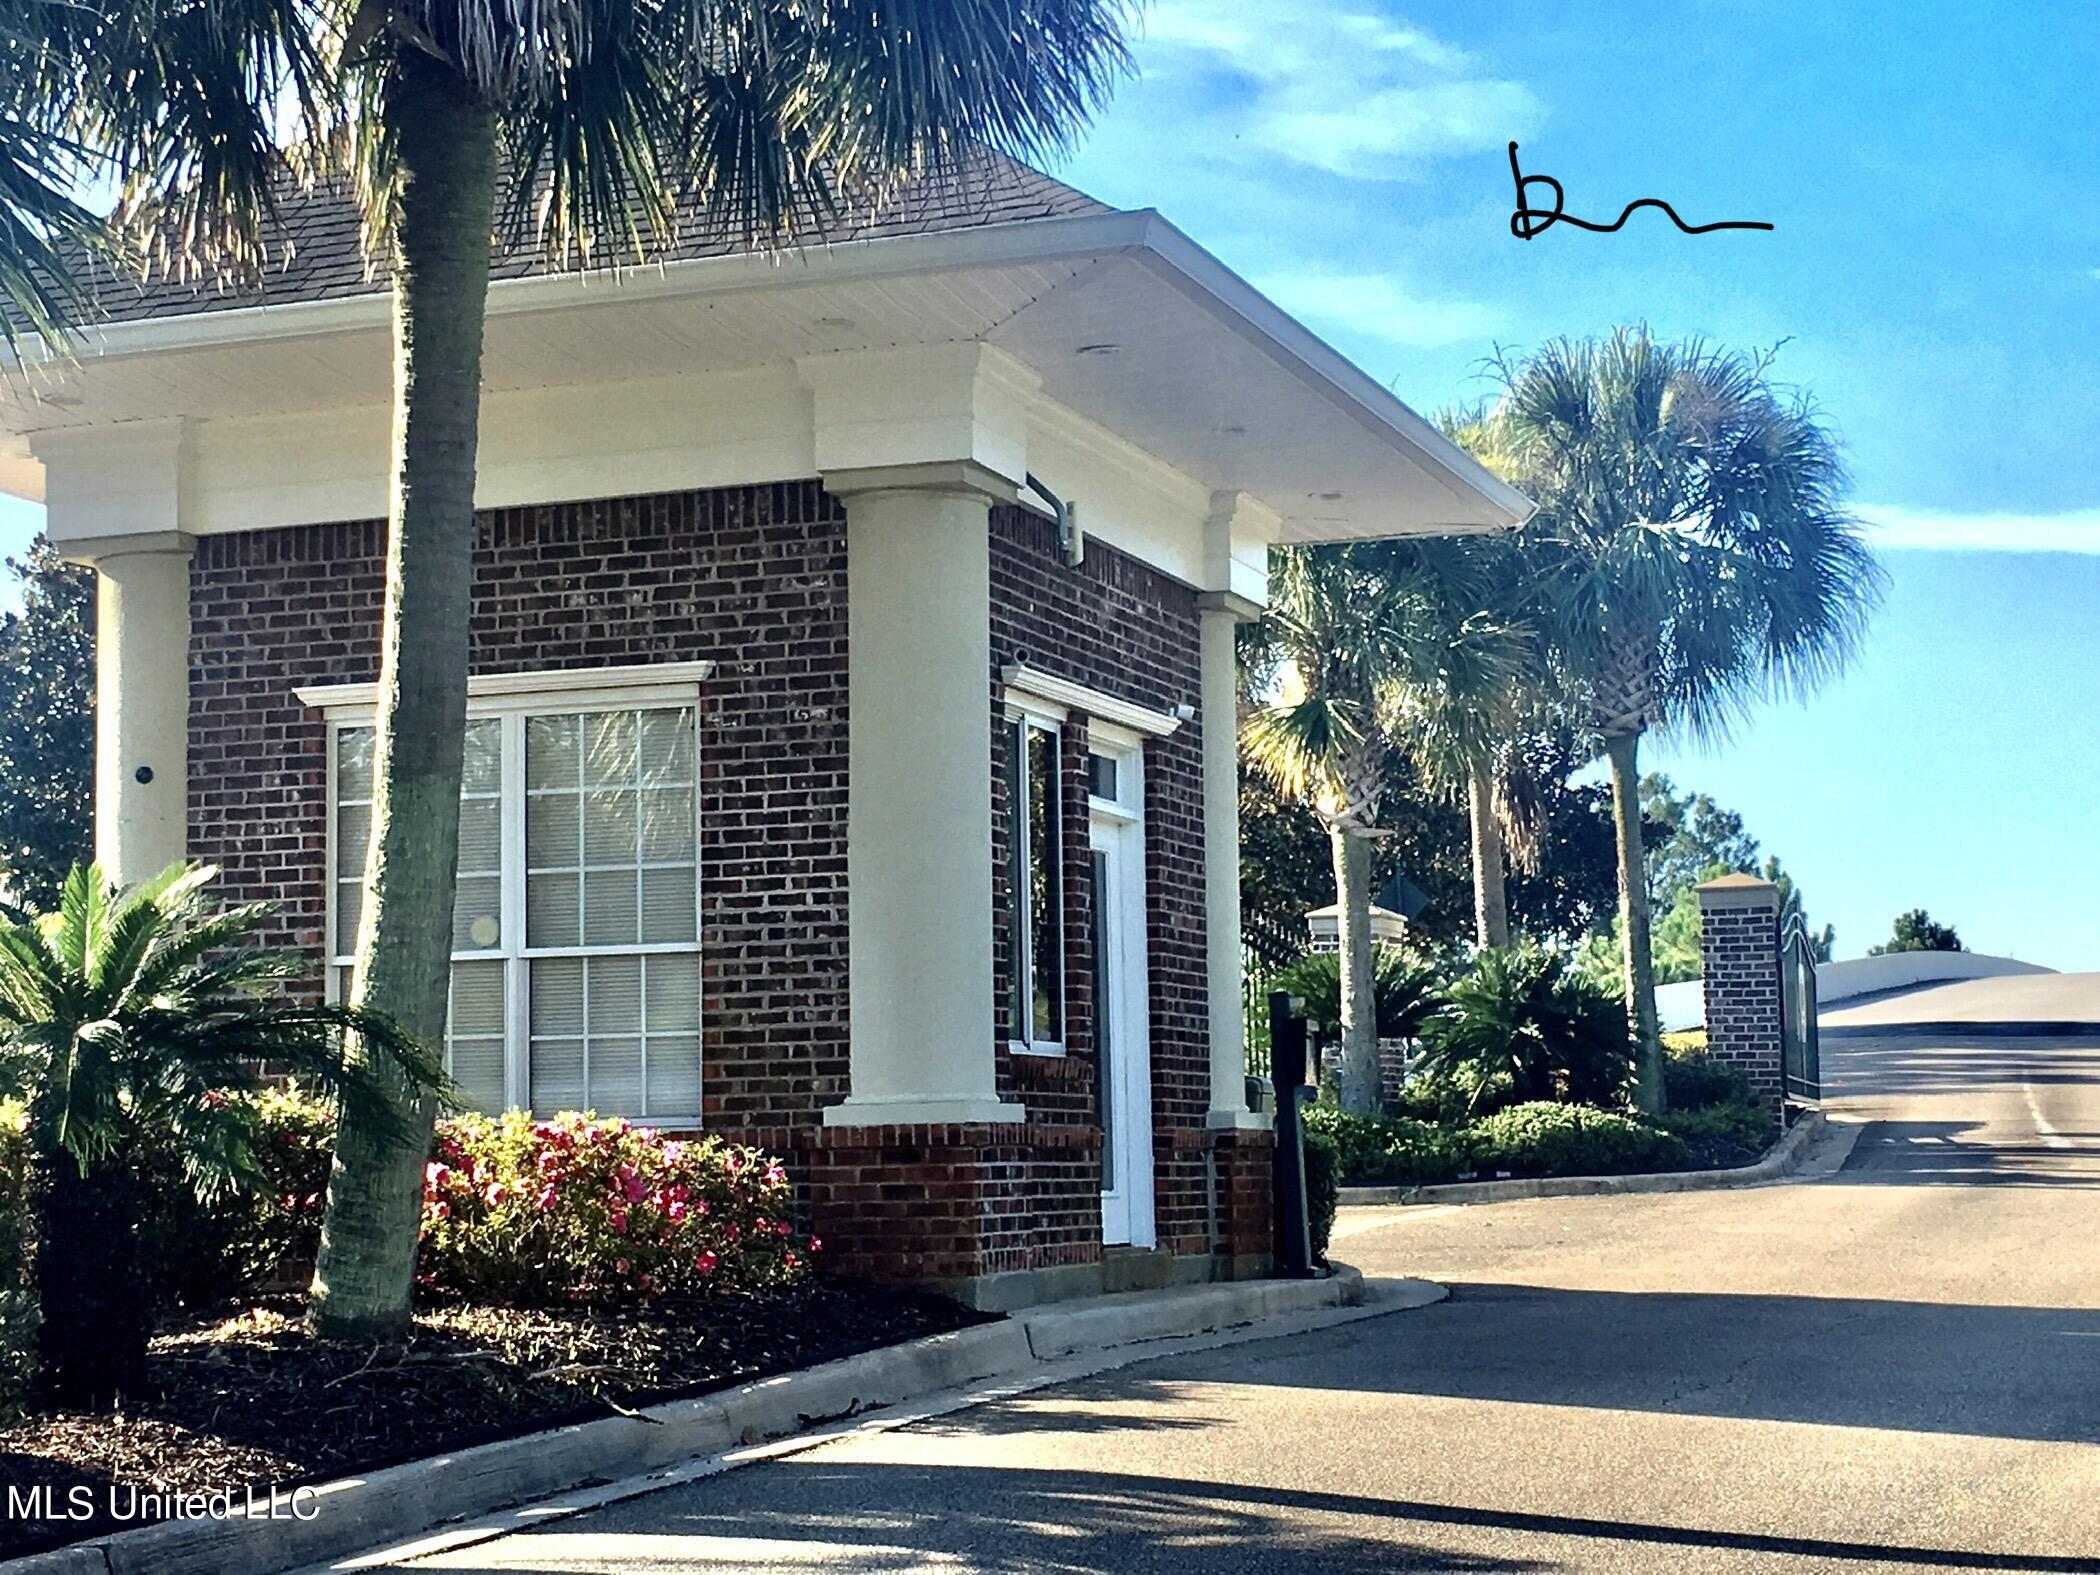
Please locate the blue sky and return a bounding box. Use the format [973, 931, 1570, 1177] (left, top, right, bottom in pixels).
[1048, 0, 2100, 967]
[2, 0, 2094, 965]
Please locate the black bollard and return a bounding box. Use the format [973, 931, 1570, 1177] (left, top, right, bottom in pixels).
[1268, 990, 1317, 1278]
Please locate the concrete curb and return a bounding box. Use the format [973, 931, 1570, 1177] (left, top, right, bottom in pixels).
[1337, 1108, 1831, 1208]
[7, 1268, 1391, 1575]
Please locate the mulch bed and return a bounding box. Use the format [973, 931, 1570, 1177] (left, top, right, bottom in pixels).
[0, 1276, 990, 1560]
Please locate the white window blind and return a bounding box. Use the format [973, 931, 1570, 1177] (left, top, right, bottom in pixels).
[329, 699, 701, 1119]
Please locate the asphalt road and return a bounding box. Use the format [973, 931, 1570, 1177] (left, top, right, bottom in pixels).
[393, 995, 2100, 1574]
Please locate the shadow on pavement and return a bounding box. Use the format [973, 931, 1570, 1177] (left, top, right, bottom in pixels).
[418, 1463, 2100, 1572]
[1080, 1283, 2100, 1447]
[1831, 1118, 2100, 1188]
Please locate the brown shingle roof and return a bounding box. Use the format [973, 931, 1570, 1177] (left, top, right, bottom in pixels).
[85, 146, 1112, 325]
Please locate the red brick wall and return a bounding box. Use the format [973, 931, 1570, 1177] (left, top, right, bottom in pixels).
[1698, 893, 1787, 1118]
[188, 484, 1255, 1291]
[987, 505, 1210, 1257]
[188, 484, 852, 1128]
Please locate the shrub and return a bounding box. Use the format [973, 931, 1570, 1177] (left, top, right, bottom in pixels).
[1468, 1102, 1689, 1179]
[0, 863, 439, 1406]
[419, 1112, 811, 1304]
[1273, 945, 1445, 1045]
[0, 1101, 31, 1419]
[1414, 943, 1633, 1115]
[1301, 1127, 1339, 1263]
[1388, 1071, 1472, 1126]
[1302, 1103, 1471, 1188]
[1658, 1100, 1774, 1155]
[1663, 1034, 1751, 1112]
[135, 1086, 336, 1310]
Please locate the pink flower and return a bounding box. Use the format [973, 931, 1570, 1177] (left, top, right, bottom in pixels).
[774, 1220, 791, 1237]
[619, 1166, 648, 1204]
[615, 1258, 630, 1275]
[663, 1142, 686, 1164]
[637, 1271, 654, 1291]
[634, 1126, 659, 1144]
[667, 1184, 690, 1205]
[724, 1152, 745, 1175]
[665, 1200, 688, 1223]
[425, 1162, 452, 1192]
[695, 1250, 718, 1275]
[427, 1200, 451, 1222]
[610, 1207, 629, 1234]
[784, 1250, 800, 1270]
[753, 1218, 771, 1236]
[808, 1237, 822, 1254]
[763, 1163, 787, 1186]
[723, 1222, 740, 1244]
[485, 1182, 508, 1207]
[693, 1199, 709, 1218]
[535, 1183, 559, 1211]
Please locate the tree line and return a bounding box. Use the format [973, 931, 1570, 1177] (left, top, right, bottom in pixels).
[1242, 330, 1887, 1116]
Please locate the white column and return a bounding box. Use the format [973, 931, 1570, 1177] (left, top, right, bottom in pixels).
[1199, 593, 1267, 1128]
[825, 464, 1025, 1127]
[85, 533, 196, 888]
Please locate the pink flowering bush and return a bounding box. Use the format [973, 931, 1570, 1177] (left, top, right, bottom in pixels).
[417, 1112, 813, 1304]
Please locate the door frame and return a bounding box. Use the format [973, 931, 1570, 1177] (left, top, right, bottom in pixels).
[1089, 729, 1155, 1249]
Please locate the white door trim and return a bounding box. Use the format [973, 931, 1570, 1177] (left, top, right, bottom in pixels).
[1090, 741, 1154, 1249]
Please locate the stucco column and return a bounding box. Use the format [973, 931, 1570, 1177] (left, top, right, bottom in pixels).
[824, 464, 1025, 1128]
[1199, 593, 1266, 1128]
[79, 532, 196, 888]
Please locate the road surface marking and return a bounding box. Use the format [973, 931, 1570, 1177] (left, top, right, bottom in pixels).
[2023, 1076, 2071, 1150]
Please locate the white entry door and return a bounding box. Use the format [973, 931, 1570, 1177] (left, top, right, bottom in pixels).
[1089, 741, 1155, 1248]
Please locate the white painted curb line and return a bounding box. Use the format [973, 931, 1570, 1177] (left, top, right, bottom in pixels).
[6, 1268, 1445, 1575]
[1337, 1108, 1831, 1208]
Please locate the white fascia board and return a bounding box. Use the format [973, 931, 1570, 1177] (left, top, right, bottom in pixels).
[1000, 664, 1184, 739]
[1125, 212, 1537, 534]
[24, 205, 1531, 534]
[296, 660, 715, 716]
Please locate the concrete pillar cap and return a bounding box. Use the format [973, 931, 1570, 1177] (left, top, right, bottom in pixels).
[1696, 872, 1781, 909]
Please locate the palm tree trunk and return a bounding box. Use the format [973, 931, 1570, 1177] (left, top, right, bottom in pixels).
[32, 1146, 147, 1406]
[1467, 759, 1510, 950]
[310, 55, 497, 1339]
[1606, 728, 1665, 1113]
[1329, 824, 1379, 1113]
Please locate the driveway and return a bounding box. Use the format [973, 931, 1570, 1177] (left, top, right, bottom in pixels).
[371, 996, 2100, 1574]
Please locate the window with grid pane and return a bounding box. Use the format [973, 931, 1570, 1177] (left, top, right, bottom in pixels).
[328, 701, 700, 1119]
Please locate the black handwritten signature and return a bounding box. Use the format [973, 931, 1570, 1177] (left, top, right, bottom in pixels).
[1508, 142, 1772, 239]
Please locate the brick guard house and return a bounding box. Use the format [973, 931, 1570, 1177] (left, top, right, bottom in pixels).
[8, 152, 1528, 1309]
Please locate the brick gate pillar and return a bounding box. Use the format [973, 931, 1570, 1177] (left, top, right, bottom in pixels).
[1696, 873, 1785, 1116]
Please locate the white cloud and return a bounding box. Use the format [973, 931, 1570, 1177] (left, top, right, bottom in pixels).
[1856, 503, 2100, 554]
[1138, 1, 1543, 179]
[1255, 269, 1498, 348]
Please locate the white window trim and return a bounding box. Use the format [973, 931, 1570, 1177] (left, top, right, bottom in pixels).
[298, 659, 717, 717]
[1000, 664, 1183, 739]
[321, 666, 707, 1120]
[1005, 707, 1065, 1058]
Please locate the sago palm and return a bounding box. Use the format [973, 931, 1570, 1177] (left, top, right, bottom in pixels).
[28, 0, 1132, 1336]
[0, 863, 440, 1406]
[1488, 329, 1883, 1112]
[1243, 541, 1523, 1112]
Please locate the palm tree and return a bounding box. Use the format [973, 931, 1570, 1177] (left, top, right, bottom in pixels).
[1487, 328, 1883, 1112]
[31, 0, 1132, 1337]
[1380, 531, 1546, 952]
[1243, 542, 1523, 1111]
[0, 863, 438, 1406]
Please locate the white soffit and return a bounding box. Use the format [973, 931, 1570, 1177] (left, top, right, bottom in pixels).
[0, 211, 1530, 540]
